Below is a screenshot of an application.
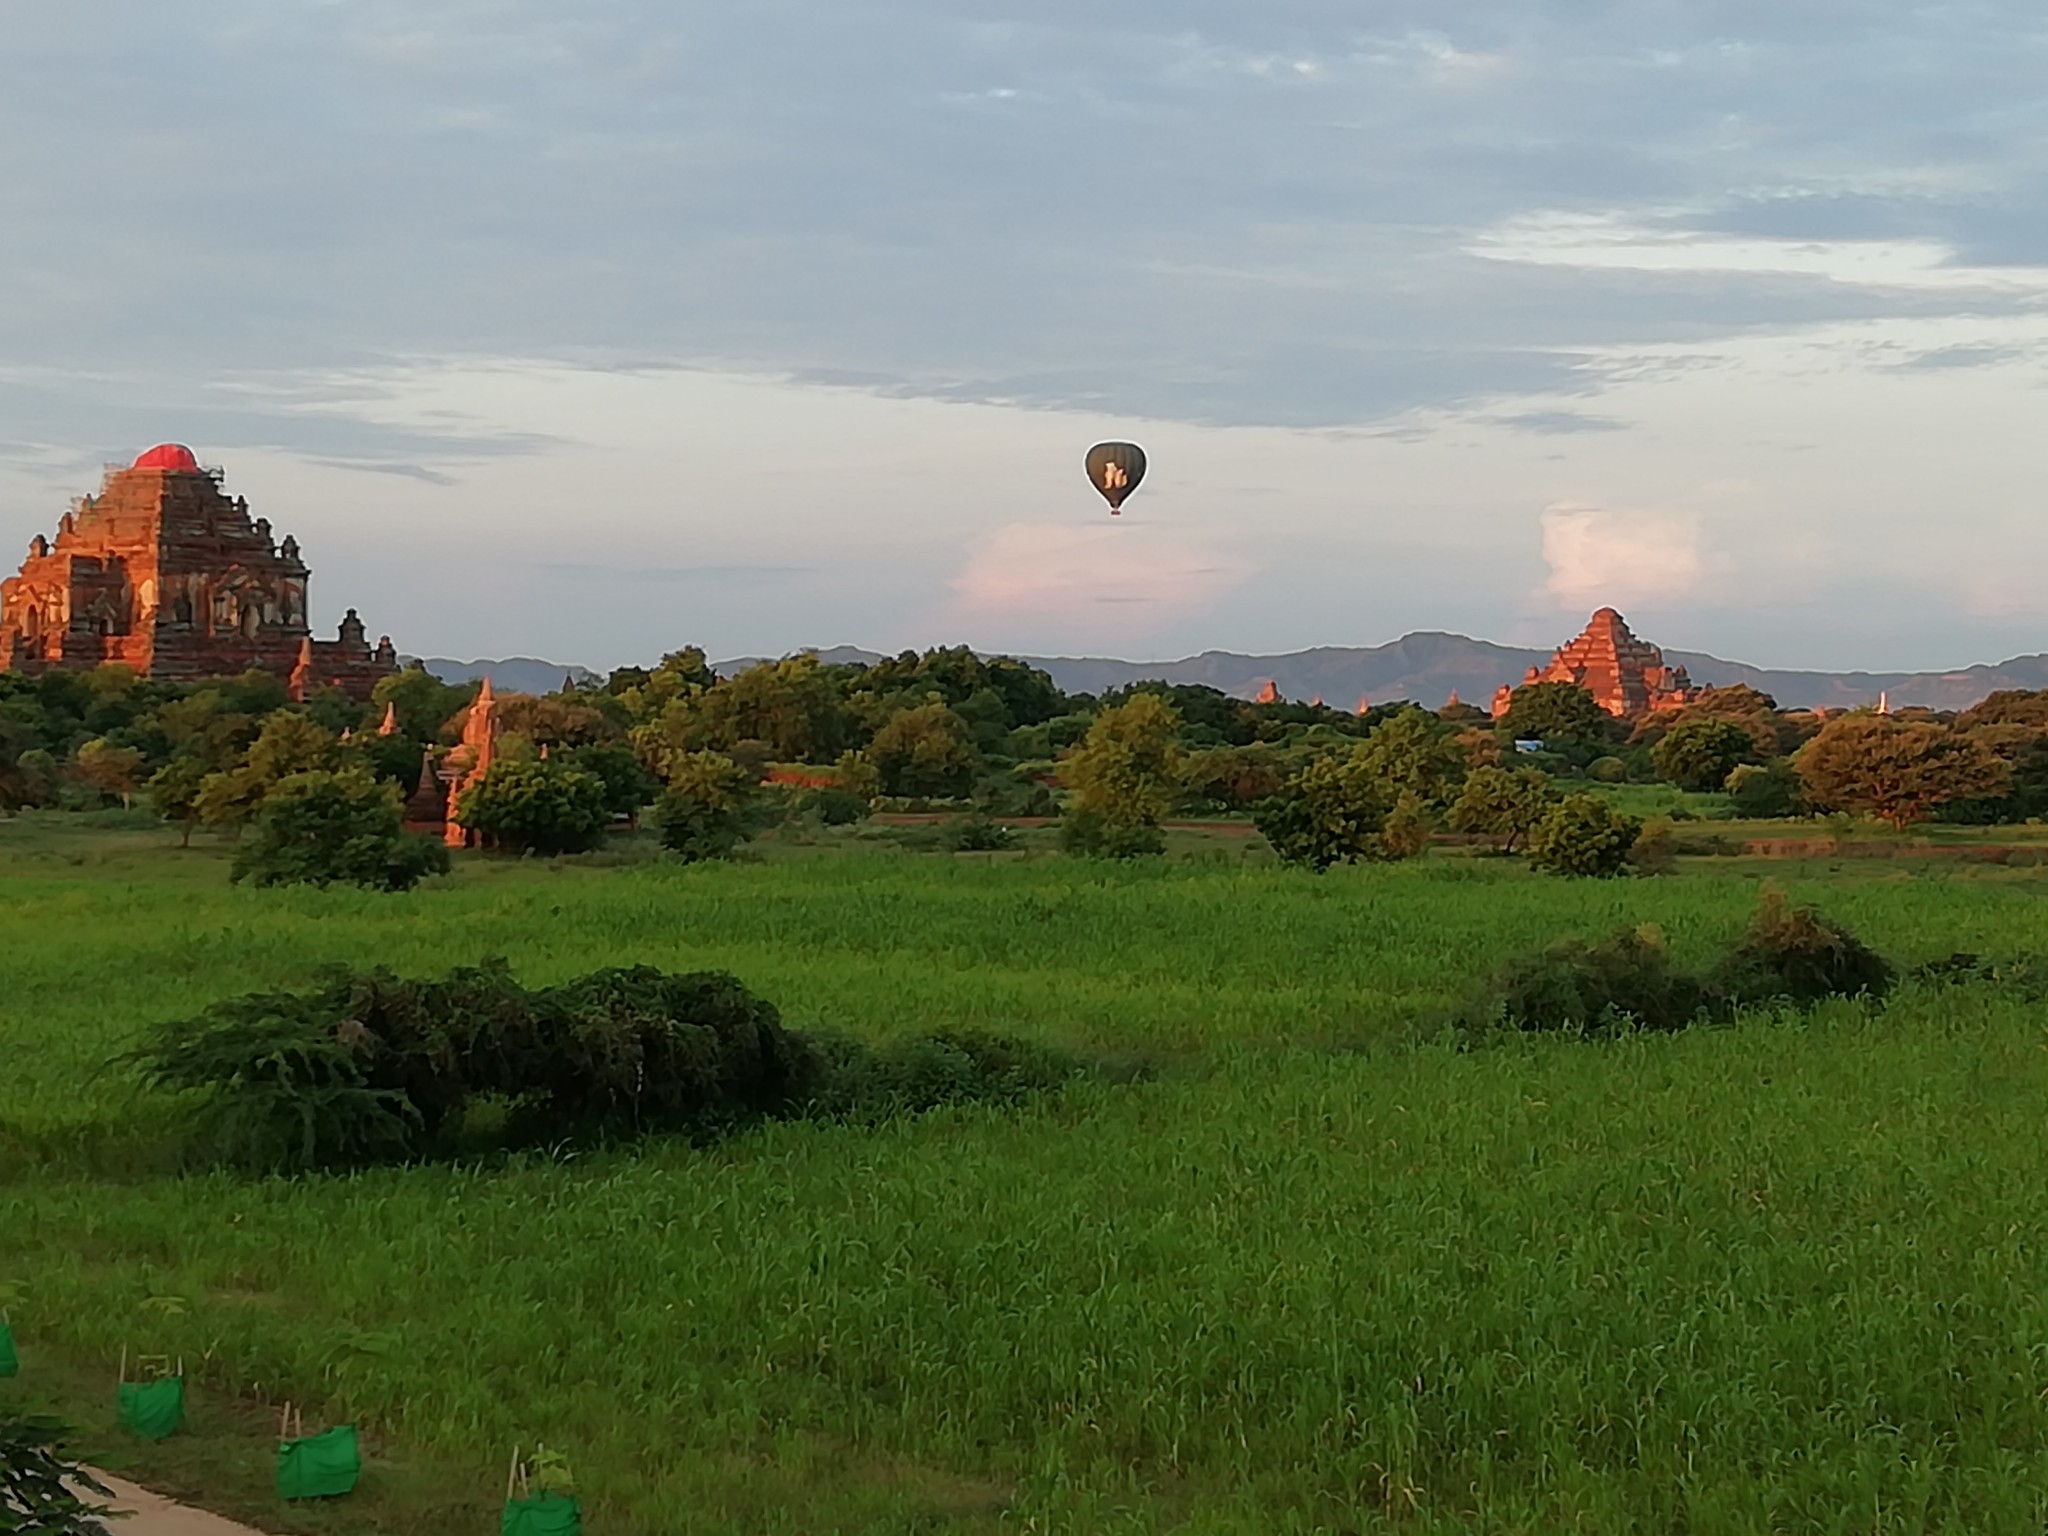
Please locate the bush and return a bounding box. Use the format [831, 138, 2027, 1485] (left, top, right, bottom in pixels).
[942, 813, 1018, 852]
[1725, 760, 1803, 819]
[1251, 748, 1397, 870]
[0, 1416, 119, 1535]
[231, 768, 450, 891]
[1652, 718, 1755, 792]
[1060, 806, 1165, 859]
[1703, 886, 1893, 1008]
[1587, 755, 1630, 784]
[1525, 794, 1641, 878]
[1459, 925, 1705, 1035]
[1459, 890, 1893, 1038]
[1629, 816, 1679, 876]
[657, 751, 758, 862]
[453, 759, 610, 854]
[124, 962, 1089, 1174]
[800, 786, 871, 826]
[1447, 765, 1554, 854]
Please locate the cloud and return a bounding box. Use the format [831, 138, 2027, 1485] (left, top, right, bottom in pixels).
[1539, 503, 1708, 610]
[944, 523, 1249, 643]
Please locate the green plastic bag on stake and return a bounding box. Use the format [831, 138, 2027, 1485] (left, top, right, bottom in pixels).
[0, 1321, 18, 1377]
[502, 1491, 583, 1536]
[117, 1376, 185, 1440]
[277, 1424, 361, 1500]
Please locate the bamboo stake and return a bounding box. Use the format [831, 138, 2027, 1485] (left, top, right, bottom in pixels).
[118, 1343, 127, 1387]
[507, 1445, 520, 1502]
[280, 1402, 291, 1441]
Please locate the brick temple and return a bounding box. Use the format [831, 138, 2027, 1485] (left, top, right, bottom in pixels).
[0, 444, 398, 701]
[1493, 607, 1697, 719]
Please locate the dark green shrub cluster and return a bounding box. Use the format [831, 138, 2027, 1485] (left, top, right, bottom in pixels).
[125, 962, 1086, 1174]
[1459, 889, 1892, 1035]
[1525, 794, 1641, 878]
[942, 813, 1018, 852]
[1461, 926, 1707, 1035]
[230, 768, 450, 891]
[1702, 888, 1894, 1007]
[0, 1416, 118, 1535]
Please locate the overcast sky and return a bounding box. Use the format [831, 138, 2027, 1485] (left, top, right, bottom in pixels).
[4, 2, 2048, 671]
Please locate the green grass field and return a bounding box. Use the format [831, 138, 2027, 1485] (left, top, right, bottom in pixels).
[6, 813, 2048, 1533]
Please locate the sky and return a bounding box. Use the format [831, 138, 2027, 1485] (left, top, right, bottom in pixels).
[4, 2, 2048, 672]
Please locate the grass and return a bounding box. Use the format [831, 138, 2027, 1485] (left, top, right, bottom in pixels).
[6, 811, 2048, 1532]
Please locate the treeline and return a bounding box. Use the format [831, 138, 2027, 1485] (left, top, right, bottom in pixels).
[7, 649, 2048, 883]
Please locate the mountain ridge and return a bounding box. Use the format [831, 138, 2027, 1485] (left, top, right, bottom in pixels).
[421, 635, 2048, 714]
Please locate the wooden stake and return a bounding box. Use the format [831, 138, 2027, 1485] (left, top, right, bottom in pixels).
[118, 1343, 127, 1387]
[280, 1402, 291, 1441]
[507, 1445, 520, 1502]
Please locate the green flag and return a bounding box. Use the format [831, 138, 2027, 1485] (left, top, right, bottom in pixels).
[502, 1491, 583, 1536]
[277, 1424, 361, 1500]
[116, 1376, 185, 1440]
[0, 1322, 18, 1377]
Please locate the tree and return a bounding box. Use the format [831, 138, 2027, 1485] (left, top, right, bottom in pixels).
[656, 751, 758, 862]
[1725, 760, 1803, 819]
[231, 768, 450, 890]
[1357, 706, 1467, 804]
[194, 710, 346, 831]
[1651, 718, 1755, 792]
[1526, 795, 1641, 878]
[1251, 746, 1398, 870]
[1631, 684, 1783, 758]
[562, 741, 661, 823]
[372, 666, 475, 743]
[74, 737, 146, 808]
[868, 703, 982, 798]
[1496, 682, 1609, 750]
[1447, 765, 1555, 853]
[147, 752, 214, 844]
[1795, 713, 2010, 830]
[453, 759, 610, 854]
[1059, 694, 1182, 857]
[1179, 744, 1284, 811]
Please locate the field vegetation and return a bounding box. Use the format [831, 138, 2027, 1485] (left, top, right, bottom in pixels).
[6, 808, 2048, 1532]
[10, 654, 2048, 1529]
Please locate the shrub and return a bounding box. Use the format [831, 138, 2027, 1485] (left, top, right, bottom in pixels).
[1459, 925, 1705, 1035]
[1251, 747, 1395, 870]
[657, 751, 757, 862]
[1587, 755, 1630, 784]
[943, 813, 1018, 852]
[800, 786, 871, 826]
[1060, 695, 1182, 857]
[1060, 806, 1165, 859]
[124, 962, 1088, 1174]
[231, 768, 450, 891]
[454, 759, 610, 854]
[1629, 816, 1679, 876]
[1459, 890, 1893, 1038]
[1378, 792, 1434, 860]
[1525, 794, 1641, 878]
[1703, 886, 1893, 1008]
[0, 1416, 119, 1535]
[1652, 718, 1755, 792]
[1725, 760, 1803, 818]
[1447, 765, 1554, 854]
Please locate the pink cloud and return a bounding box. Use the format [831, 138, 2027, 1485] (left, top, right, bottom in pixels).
[941, 521, 1248, 646]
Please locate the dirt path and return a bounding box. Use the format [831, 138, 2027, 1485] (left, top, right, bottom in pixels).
[78, 1469, 277, 1535]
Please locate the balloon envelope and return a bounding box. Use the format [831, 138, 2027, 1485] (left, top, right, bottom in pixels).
[1085, 442, 1146, 512]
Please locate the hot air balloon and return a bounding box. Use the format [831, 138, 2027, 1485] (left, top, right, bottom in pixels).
[1085, 442, 1146, 514]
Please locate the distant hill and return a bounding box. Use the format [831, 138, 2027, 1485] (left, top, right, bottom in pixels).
[1022, 635, 2048, 713]
[413, 657, 604, 694]
[419, 638, 2048, 714]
